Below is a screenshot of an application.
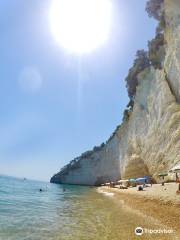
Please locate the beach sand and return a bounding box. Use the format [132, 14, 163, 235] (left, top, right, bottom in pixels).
[99, 183, 180, 238]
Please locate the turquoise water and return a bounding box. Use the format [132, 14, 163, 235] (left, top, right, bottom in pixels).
[0, 175, 92, 240]
[0, 175, 177, 240]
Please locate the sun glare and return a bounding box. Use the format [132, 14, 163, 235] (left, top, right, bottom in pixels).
[50, 0, 112, 54]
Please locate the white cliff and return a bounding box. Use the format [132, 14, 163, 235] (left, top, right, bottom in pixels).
[51, 0, 180, 185]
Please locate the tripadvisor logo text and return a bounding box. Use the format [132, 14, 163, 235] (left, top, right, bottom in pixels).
[135, 227, 174, 236]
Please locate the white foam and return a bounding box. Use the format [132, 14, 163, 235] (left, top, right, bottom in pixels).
[99, 190, 114, 197]
[103, 192, 114, 197]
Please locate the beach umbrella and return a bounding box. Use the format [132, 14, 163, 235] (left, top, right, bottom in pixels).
[169, 164, 180, 173]
[158, 173, 168, 186]
[118, 180, 129, 187]
[158, 173, 168, 177]
[129, 178, 136, 182]
[119, 179, 129, 182]
[136, 177, 146, 181]
[129, 178, 137, 187]
[135, 177, 147, 185]
[158, 173, 168, 180]
[169, 164, 180, 192]
[136, 177, 147, 183]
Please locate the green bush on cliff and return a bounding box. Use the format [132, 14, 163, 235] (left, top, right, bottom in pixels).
[125, 50, 150, 100]
[106, 124, 122, 144]
[146, 0, 164, 20]
[148, 33, 165, 69]
[93, 145, 103, 151]
[126, 99, 134, 110]
[156, 14, 166, 34]
[123, 109, 131, 122]
[81, 150, 93, 158]
[125, 0, 166, 105]
[100, 142, 105, 148]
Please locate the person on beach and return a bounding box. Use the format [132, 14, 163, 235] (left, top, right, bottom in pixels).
[150, 177, 153, 187]
[176, 173, 180, 193]
[138, 185, 143, 191]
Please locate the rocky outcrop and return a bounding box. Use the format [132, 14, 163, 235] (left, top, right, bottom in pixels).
[50, 0, 180, 185]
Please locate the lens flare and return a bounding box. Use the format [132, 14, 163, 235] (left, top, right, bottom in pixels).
[50, 0, 112, 54]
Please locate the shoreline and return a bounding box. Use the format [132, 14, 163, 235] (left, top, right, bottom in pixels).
[98, 183, 180, 236]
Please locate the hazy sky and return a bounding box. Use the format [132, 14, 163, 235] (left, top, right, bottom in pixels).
[0, 0, 157, 181]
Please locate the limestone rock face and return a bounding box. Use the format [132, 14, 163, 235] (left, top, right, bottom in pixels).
[51, 136, 121, 185]
[164, 0, 180, 102]
[51, 0, 180, 185]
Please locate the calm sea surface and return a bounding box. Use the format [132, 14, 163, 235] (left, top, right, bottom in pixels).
[0, 175, 176, 240]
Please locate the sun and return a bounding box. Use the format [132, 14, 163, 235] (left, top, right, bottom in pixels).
[50, 0, 112, 54]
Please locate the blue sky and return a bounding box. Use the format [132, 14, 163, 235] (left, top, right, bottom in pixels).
[0, 0, 157, 181]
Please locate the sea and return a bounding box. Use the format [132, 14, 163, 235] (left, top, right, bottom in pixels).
[0, 175, 177, 240]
